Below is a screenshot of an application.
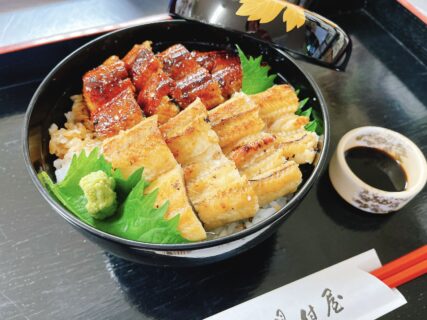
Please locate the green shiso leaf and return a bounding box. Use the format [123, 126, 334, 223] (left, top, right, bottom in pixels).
[118, 181, 187, 244]
[304, 119, 324, 135]
[112, 167, 144, 201]
[37, 149, 187, 244]
[237, 45, 277, 94]
[300, 107, 312, 118]
[295, 97, 324, 135]
[296, 97, 309, 115]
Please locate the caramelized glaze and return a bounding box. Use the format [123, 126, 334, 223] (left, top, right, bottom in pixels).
[130, 47, 162, 91]
[137, 72, 175, 116]
[92, 87, 143, 137]
[83, 44, 244, 137]
[158, 44, 224, 109]
[193, 51, 242, 99]
[82, 56, 131, 112]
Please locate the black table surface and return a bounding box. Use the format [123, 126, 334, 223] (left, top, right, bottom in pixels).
[1, 9, 426, 320]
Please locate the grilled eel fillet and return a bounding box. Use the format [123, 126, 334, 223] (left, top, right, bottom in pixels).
[251, 85, 319, 164]
[91, 87, 143, 137]
[160, 98, 259, 230]
[82, 56, 143, 137]
[208, 93, 302, 206]
[208, 93, 265, 149]
[227, 133, 302, 206]
[157, 44, 224, 109]
[192, 50, 242, 99]
[102, 116, 206, 241]
[121, 43, 242, 122]
[145, 165, 207, 241]
[123, 42, 179, 124]
[83, 56, 130, 112]
[103, 116, 176, 181]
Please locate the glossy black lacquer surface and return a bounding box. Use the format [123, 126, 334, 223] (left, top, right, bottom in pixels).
[24, 20, 329, 262]
[170, 0, 352, 70]
[0, 9, 426, 320]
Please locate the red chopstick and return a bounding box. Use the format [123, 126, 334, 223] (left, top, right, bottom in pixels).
[381, 260, 427, 288]
[371, 245, 427, 288]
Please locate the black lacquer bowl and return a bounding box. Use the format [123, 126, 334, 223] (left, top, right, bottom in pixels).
[24, 20, 330, 266]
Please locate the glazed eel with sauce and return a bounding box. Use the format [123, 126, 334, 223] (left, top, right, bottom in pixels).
[83, 41, 242, 134]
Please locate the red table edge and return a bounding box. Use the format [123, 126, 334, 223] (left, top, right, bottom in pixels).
[397, 0, 427, 24]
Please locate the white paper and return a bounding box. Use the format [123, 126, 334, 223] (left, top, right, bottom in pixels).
[206, 249, 406, 320]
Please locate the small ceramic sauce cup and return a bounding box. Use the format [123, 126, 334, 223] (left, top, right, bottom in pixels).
[329, 126, 427, 214]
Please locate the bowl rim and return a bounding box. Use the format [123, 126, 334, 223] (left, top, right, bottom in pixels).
[23, 19, 330, 251]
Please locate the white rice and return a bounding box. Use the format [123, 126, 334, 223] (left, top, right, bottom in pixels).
[49, 95, 101, 182]
[207, 196, 292, 239]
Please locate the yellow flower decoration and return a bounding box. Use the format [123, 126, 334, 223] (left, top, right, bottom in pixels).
[236, 0, 306, 32]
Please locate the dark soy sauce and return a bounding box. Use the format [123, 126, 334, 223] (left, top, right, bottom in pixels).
[345, 146, 407, 192]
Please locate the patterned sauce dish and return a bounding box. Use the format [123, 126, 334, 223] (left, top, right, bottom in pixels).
[329, 126, 427, 214]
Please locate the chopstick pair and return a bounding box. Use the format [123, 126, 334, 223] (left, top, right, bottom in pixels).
[371, 245, 427, 288]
